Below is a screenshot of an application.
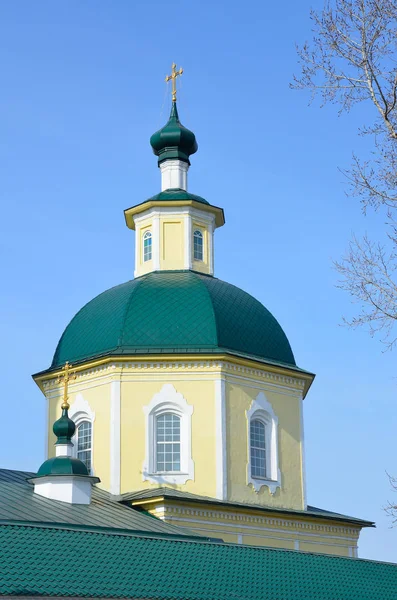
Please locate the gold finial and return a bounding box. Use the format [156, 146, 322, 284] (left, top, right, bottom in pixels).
[165, 62, 183, 103]
[57, 361, 76, 410]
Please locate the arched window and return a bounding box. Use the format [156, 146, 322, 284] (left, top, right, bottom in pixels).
[143, 230, 152, 262]
[250, 419, 266, 479]
[142, 384, 194, 484]
[156, 413, 181, 472]
[193, 229, 203, 261]
[246, 392, 281, 494]
[76, 421, 92, 473]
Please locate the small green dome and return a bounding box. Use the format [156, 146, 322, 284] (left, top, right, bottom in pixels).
[53, 408, 76, 444]
[150, 103, 198, 165]
[51, 271, 296, 369]
[37, 456, 89, 478]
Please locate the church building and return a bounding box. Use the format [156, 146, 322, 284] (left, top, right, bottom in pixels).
[2, 65, 397, 600]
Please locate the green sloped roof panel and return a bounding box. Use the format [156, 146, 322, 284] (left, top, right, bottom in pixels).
[0, 469, 202, 539]
[146, 188, 210, 205]
[1, 522, 396, 599]
[51, 271, 296, 369]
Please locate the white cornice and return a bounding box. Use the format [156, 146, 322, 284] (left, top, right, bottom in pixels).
[41, 360, 307, 397]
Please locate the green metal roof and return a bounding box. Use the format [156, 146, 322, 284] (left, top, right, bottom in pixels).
[0, 469, 204, 539]
[146, 188, 209, 205]
[1, 521, 396, 599]
[51, 271, 296, 370]
[121, 487, 374, 528]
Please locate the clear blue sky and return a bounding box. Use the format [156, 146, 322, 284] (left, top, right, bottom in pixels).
[1, 0, 395, 562]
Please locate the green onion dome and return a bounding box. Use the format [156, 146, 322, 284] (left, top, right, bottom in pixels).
[53, 408, 76, 444]
[37, 456, 89, 478]
[150, 103, 198, 165]
[51, 271, 296, 370]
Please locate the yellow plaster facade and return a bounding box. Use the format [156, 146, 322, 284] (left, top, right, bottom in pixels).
[125, 201, 222, 277]
[34, 354, 366, 557]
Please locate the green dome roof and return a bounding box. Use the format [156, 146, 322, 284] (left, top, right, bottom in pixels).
[37, 456, 89, 478]
[52, 271, 295, 369]
[53, 408, 76, 444]
[150, 103, 198, 165]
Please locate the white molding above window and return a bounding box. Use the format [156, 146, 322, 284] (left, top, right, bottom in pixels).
[246, 392, 281, 495]
[142, 384, 194, 485]
[69, 394, 95, 475]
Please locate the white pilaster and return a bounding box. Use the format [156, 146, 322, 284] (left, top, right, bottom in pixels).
[208, 220, 215, 275]
[160, 160, 189, 191]
[134, 223, 139, 278]
[152, 214, 161, 271]
[184, 214, 193, 269]
[110, 380, 121, 495]
[215, 377, 227, 500]
[299, 394, 307, 510]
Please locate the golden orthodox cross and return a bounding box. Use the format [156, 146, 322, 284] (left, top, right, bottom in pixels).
[57, 361, 76, 410]
[165, 63, 183, 103]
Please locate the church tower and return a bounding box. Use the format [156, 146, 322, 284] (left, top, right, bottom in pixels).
[33, 65, 369, 556]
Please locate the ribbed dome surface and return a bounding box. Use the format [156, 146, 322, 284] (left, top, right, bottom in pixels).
[52, 271, 295, 369]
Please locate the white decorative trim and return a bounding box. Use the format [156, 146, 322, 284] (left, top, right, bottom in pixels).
[208, 220, 214, 275]
[69, 394, 96, 423]
[161, 505, 361, 537]
[294, 539, 300, 550]
[215, 378, 227, 500]
[299, 393, 307, 509]
[142, 384, 194, 484]
[152, 215, 160, 271]
[246, 392, 281, 494]
[42, 360, 307, 395]
[184, 213, 193, 270]
[110, 380, 121, 495]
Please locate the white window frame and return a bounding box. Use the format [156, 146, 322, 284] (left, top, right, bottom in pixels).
[155, 412, 181, 473]
[193, 229, 204, 261]
[143, 230, 152, 262]
[69, 394, 96, 475]
[75, 420, 93, 474]
[246, 392, 280, 494]
[250, 417, 268, 479]
[142, 384, 194, 484]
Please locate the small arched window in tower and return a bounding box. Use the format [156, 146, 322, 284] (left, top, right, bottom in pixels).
[76, 421, 92, 473]
[156, 413, 181, 472]
[250, 419, 266, 479]
[143, 230, 152, 262]
[193, 229, 203, 261]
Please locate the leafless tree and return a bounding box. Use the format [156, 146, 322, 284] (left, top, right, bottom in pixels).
[292, 0, 397, 349]
[385, 473, 397, 522]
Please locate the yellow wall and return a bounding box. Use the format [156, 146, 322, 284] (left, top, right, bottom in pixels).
[160, 218, 184, 270]
[120, 377, 217, 496]
[134, 211, 212, 276]
[40, 357, 363, 558]
[47, 379, 112, 491]
[226, 380, 304, 510]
